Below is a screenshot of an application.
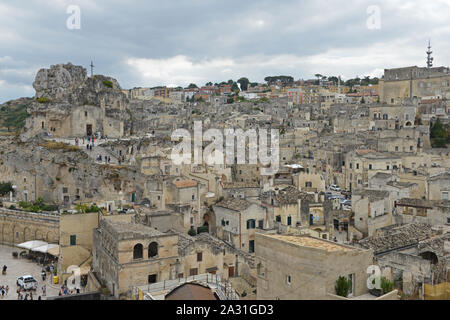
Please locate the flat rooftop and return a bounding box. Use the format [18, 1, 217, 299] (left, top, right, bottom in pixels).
[267, 234, 354, 252]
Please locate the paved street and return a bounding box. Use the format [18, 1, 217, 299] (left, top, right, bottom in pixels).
[0, 245, 60, 300]
[44, 137, 122, 165]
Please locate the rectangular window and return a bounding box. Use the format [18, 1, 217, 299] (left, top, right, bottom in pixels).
[276, 216, 281, 222]
[63, 187, 68, 194]
[443, 192, 449, 201]
[189, 268, 198, 276]
[148, 274, 157, 284]
[197, 252, 203, 262]
[258, 220, 264, 229]
[70, 235, 76, 246]
[347, 274, 354, 296]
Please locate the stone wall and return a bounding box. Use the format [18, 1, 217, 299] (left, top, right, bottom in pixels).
[0, 208, 59, 245]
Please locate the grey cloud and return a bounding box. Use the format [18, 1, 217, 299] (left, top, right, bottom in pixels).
[1, 0, 449, 103]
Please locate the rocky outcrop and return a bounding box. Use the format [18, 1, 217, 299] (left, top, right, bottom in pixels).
[32, 62, 127, 107]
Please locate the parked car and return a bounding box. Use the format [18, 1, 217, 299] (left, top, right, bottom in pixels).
[17, 275, 38, 290]
[325, 192, 332, 199]
[330, 185, 341, 192]
[340, 199, 351, 206]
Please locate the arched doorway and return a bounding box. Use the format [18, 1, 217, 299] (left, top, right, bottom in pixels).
[420, 251, 438, 265]
[35, 230, 44, 240]
[24, 228, 32, 241]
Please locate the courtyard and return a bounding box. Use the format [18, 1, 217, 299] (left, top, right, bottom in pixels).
[0, 245, 60, 300]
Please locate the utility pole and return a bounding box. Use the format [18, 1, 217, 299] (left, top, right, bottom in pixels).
[90, 61, 95, 77]
[426, 40, 434, 69]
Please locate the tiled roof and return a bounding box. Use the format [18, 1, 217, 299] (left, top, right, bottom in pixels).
[222, 182, 259, 189]
[173, 179, 198, 188]
[276, 186, 307, 205]
[359, 223, 432, 254]
[215, 198, 252, 211]
[395, 198, 433, 208]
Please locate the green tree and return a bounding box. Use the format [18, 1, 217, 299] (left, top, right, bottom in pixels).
[328, 76, 340, 85]
[335, 276, 351, 297]
[187, 83, 198, 89]
[314, 74, 323, 85]
[237, 77, 250, 91]
[381, 277, 394, 294]
[0, 182, 13, 196]
[75, 203, 88, 213]
[231, 82, 240, 93]
[430, 118, 448, 148]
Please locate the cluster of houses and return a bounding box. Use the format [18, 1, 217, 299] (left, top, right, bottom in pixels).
[0, 61, 449, 300]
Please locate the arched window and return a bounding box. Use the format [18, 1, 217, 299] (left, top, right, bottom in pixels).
[148, 242, 158, 258]
[133, 243, 143, 260]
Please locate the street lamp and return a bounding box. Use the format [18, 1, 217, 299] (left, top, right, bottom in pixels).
[10, 185, 17, 202]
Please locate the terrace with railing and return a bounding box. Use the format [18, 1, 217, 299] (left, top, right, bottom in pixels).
[134, 273, 240, 300]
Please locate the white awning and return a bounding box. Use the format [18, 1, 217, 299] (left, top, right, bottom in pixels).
[284, 164, 304, 169]
[17, 240, 48, 250]
[32, 244, 59, 255]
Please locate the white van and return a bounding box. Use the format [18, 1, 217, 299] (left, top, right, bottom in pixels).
[17, 275, 38, 290]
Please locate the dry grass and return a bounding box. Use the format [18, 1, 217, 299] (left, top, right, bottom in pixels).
[40, 141, 80, 152]
[0, 131, 15, 136]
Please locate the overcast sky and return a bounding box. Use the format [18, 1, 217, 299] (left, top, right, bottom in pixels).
[1, 0, 450, 103]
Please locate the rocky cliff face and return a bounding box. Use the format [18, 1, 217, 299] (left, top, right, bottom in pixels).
[0, 136, 145, 205]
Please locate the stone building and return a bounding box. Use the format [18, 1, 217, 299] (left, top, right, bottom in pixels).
[92, 219, 254, 298]
[212, 198, 268, 253]
[24, 63, 128, 139]
[379, 66, 450, 104]
[255, 233, 374, 300]
[359, 223, 449, 298]
[394, 198, 450, 226]
[92, 219, 179, 298]
[353, 189, 393, 238]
